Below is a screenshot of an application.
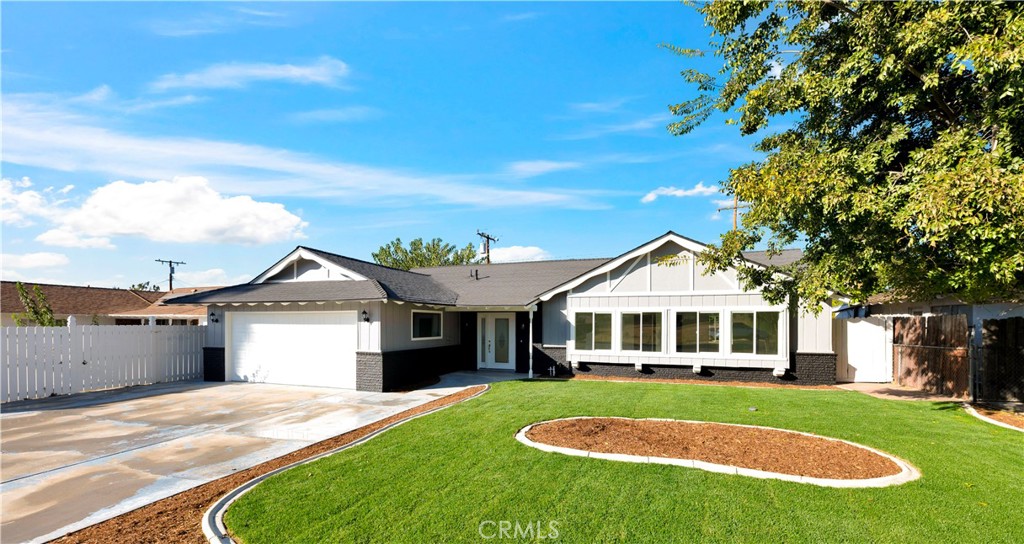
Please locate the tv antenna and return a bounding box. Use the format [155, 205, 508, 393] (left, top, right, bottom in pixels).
[476, 231, 498, 264]
[155, 259, 186, 290]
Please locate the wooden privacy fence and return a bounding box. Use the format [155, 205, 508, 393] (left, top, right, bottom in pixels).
[977, 317, 1024, 402]
[894, 315, 969, 398]
[1, 318, 206, 403]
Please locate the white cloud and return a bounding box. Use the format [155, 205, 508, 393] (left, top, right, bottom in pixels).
[488, 246, 552, 263]
[58, 185, 75, 194]
[709, 211, 723, 221]
[149, 7, 291, 37]
[1, 177, 62, 226]
[505, 160, 583, 179]
[713, 198, 736, 207]
[2, 94, 587, 209]
[2, 252, 70, 269]
[558, 113, 672, 140]
[289, 106, 383, 124]
[34, 229, 115, 249]
[568, 97, 632, 114]
[38, 177, 307, 247]
[150, 56, 351, 91]
[174, 268, 250, 287]
[502, 12, 540, 22]
[641, 182, 720, 203]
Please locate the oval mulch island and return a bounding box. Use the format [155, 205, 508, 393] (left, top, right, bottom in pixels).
[517, 417, 920, 488]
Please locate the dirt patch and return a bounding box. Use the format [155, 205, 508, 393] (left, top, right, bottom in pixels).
[51, 385, 487, 544]
[561, 374, 835, 390]
[526, 418, 901, 480]
[975, 406, 1024, 430]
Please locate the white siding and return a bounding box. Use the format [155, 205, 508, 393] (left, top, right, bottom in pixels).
[380, 303, 459, 352]
[795, 302, 833, 353]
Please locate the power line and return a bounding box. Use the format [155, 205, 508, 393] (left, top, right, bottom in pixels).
[155, 259, 186, 290]
[476, 231, 498, 264]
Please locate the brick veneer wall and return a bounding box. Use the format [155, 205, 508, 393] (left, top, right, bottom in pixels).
[357, 346, 465, 392]
[573, 352, 836, 386]
[532, 345, 571, 377]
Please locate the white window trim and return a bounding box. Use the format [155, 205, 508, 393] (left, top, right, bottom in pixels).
[410, 309, 443, 341]
[725, 308, 786, 358]
[673, 309, 724, 355]
[573, 311, 614, 352]
[569, 305, 788, 362]
[618, 310, 665, 353]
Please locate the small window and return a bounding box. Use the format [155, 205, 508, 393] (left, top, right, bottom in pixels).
[412, 311, 442, 340]
[622, 312, 661, 352]
[731, 312, 779, 355]
[574, 312, 612, 351]
[676, 312, 720, 353]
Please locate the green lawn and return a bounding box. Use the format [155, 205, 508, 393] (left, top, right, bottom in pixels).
[226, 379, 1023, 543]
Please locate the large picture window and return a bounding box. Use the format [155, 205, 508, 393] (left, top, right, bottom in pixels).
[730, 312, 779, 355]
[622, 312, 661, 352]
[411, 311, 442, 340]
[676, 312, 720, 353]
[574, 312, 612, 350]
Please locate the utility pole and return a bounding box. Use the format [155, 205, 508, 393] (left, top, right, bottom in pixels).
[155, 259, 186, 290]
[717, 194, 751, 230]
[476, 231, 498, 264]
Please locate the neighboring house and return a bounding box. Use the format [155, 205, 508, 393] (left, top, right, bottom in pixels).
[108, 287, 220, 325]
[0, 281, 163, 326]
[168, 232, 836, 392]
[865, 295, 1024, 347]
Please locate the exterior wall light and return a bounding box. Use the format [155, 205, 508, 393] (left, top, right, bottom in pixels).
[362, 310, 370, 322]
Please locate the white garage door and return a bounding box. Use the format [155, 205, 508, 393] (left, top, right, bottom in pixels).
[230, 311, 357, 389]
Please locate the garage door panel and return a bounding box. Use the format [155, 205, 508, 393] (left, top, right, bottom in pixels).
[230, 312, 357, 389]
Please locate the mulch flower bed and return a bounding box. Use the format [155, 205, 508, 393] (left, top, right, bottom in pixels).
[51, 385, 487, 544]
[975, 406, 1024, 430]
[526, 418, 901, 480]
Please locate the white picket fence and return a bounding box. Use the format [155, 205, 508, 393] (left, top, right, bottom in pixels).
[1, 318, 206, 403]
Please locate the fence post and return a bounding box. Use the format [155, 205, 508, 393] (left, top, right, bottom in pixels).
[148, 316, 161, 383]
[67, 316, 82, 394]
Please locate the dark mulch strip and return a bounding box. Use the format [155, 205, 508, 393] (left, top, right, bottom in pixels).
[562, 374, 836, 390]
[975, 406, 1024, 430]
[527, 418, 901, 480]
[52, 385, 487, 544]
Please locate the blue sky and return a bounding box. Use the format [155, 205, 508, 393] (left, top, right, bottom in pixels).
[1, 2, 766, 290]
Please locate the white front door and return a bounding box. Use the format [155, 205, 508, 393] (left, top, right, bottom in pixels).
[478, 313, 516, 370]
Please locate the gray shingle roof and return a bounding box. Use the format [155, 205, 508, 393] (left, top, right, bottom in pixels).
[413, 259, 609, 307]
[742, 249, 803, 268]
[165, 280, 387, 304]
[301, 247, 458, 305]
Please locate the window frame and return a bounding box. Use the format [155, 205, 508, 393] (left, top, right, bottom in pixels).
[620, 311, 663, 353]
[410, 310, 444, 341]
[674, 310, 722, 354]
[573, 311, 613, 351]
[727, 310, 781, 356]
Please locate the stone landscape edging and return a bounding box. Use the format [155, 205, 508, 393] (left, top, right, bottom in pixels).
[202, 384, 491, 544]
[516, 416, 921, 488]
[962, 403, 1024, 433]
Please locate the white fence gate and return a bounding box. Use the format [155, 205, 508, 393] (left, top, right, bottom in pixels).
[833, 316, 894, 383]
[1, 319, 206, 403]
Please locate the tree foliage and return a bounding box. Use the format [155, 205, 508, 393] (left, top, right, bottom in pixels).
[11, 282, 62, 326]
[671, 0, 1024, 306]
[372, 237, 480, 270]
[129, 281, 161, 292]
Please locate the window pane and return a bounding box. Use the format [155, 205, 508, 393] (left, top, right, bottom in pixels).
[621, 313, 641, 351]
[413, 312, 441, 339]
[756, 312, 780, 355]
[732, 313, 754, 353]
[594, 313, 612, 350]
[575, 313, 594, 351]
[676, 312, 697, 353]
[642, 312, 661, 352]
[699, 313, 720, 352]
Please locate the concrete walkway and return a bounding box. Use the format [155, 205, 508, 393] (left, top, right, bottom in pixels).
[836, 382, 961, 402]
[0, 371, 517, 543]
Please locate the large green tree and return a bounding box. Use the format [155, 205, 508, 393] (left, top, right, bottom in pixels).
[671, 0, 1024, 307]
[372, 237, 480, 270]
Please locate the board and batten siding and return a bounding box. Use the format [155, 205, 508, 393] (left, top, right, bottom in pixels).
[379, 303, 460, 352]
[206, 301, 383, 352]
[541, 293, 569, 345]
[795, 303, 833, 353]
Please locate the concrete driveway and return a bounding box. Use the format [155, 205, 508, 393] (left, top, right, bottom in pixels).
[1, 372, 511, 543]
